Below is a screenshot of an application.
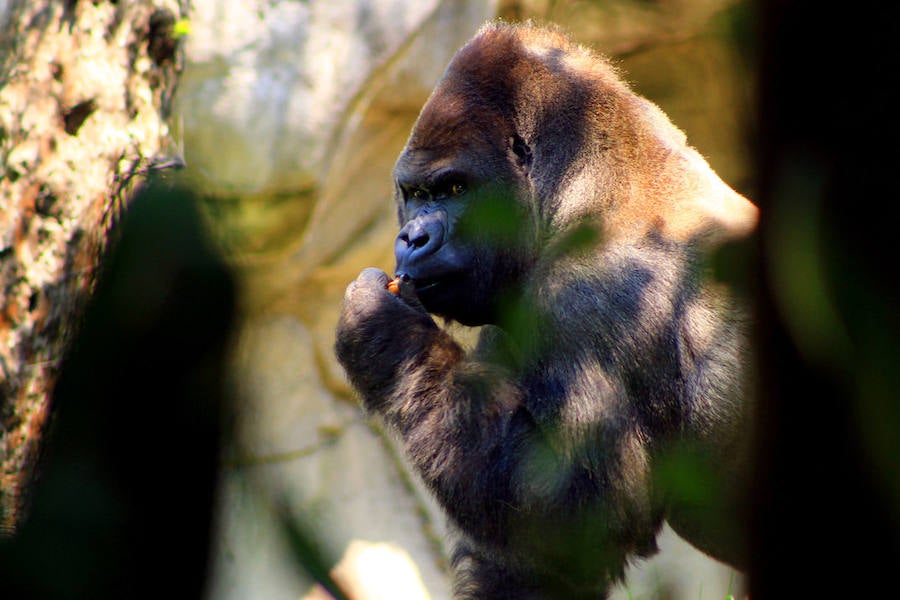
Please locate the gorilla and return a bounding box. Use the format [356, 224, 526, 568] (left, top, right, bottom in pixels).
[335, 22, 758, 599]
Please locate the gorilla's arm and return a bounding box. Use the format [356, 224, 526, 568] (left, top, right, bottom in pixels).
[335, 263, 666, 581]
[335, 268, 532, 544]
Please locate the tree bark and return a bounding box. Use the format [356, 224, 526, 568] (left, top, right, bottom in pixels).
[0, 0, 186, 535]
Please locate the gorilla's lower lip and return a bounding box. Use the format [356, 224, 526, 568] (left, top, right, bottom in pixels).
[411, 278, 440, 293]
[395, 270, 465, 295]
[394, 273, 454, 294]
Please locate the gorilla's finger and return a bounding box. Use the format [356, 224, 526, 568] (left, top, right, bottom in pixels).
[396, 276, 426, 312]
[357, 267, 390, 289]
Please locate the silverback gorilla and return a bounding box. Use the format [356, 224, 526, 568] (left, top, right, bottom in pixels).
[335, 22, 758, 599]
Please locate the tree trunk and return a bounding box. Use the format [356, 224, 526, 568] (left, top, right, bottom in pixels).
[0, 0, 186, 535]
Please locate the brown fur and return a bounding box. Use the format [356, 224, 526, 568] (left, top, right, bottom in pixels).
[337, 21, 757, 598]
[410, 22, 756, 245]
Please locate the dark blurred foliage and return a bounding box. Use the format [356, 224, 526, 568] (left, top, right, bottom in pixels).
[2, 2, 899, 597]
[752, 1, 900, 597]
[275, 498, 351, 600]
[0, 181, 236, 599]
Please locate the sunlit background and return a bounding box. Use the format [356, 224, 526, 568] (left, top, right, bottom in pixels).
[2, 0, 897, 598]
[172, 2, 754, 598]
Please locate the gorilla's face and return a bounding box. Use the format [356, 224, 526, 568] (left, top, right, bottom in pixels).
[392, 138, 537, 326]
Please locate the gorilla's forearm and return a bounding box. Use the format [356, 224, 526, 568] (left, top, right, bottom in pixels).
[336, 269, 538, 543]
[374, 330, 533, 545]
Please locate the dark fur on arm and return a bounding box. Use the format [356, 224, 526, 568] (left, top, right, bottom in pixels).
[335, 269, 532, 547]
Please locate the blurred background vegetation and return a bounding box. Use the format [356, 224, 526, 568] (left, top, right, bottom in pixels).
[1, 0, 897, 598]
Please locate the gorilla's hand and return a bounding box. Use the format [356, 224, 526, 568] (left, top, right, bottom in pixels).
[335, 268, 438, 409]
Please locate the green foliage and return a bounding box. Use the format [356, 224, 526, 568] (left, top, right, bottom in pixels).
[0, 180, 236, 598]
[455, 187, 528, 247]
[173, 18, 192, 38]
[654, 444, 720, 511]
[274, 498, 350, 600]
[548, 220, 603, 259]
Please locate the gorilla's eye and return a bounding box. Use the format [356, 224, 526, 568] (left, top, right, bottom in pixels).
[411, 188, 431, 201]
[451, 183, 467, 196]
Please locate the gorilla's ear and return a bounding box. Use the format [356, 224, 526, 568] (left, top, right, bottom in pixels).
[510, 133, 533, 173]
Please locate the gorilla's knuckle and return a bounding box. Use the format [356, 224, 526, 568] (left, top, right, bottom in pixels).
[358, 267, 389, 287]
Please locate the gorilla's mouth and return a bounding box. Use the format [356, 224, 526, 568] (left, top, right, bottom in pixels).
[395, 271, 465, 296]
[411, 277, 441, 293]
[396, 271, 477, 320]
[406, 271, 470, 301]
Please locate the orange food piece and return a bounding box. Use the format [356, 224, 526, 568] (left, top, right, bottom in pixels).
[387, 277, 401, 295]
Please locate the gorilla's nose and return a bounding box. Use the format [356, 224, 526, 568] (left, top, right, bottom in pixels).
[395, 211, 445, 270]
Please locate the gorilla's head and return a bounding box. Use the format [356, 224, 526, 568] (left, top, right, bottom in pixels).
[391, 22, 757, 327]
[391, 29, 548, 326]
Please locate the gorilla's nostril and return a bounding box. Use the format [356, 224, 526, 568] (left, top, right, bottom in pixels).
[403, 218, 436, 250]
[396, 211, 444, 263]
